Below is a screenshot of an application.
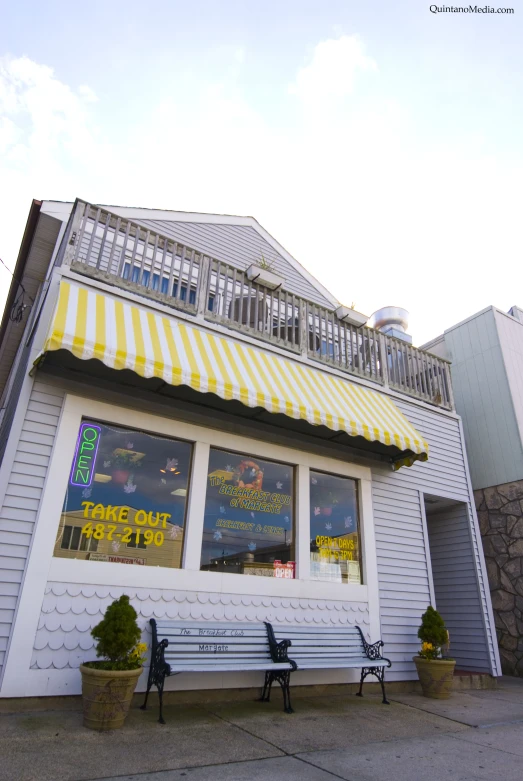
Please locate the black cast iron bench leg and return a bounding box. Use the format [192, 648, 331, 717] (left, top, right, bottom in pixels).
[258, 670, 293, 713]
[356, 666, 390, 705]
[258, 670, 273, 703]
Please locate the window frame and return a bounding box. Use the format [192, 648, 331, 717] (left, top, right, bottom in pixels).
[53, 416, 194, 571]
[200, 445, 296, 578]
[31, 394, 377, 605]
[308, 467, 363, 586]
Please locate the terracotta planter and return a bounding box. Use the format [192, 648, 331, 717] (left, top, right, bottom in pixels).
[80, 664, 142, 730]
[112, 470, 130, 485]
[413, 656, 456, 699]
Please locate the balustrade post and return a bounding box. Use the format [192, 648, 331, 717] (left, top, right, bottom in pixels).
[445, 362, 455, 410]
[378, 333, 390, 388]
[61, 200, 87, 267]
[299, 300, 308, 357]
[196, 255, 211, 317]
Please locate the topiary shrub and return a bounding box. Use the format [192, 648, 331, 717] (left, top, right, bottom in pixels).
[86, 595, 145, 671]
[417, 605, 450, 660]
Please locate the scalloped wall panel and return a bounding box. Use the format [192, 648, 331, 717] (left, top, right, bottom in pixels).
[31, 581, 369, 670]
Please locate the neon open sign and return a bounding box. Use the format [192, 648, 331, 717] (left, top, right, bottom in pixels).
[70, 423, 101, 487]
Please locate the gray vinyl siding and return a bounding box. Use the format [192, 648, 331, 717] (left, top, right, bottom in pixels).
[133, 218, 334, 308]
[0, 380, 64, 676]
[0, 374, 497, 681]
[426, 505, 490, 672]
[445, 308, 523, 490]
[372, 400, 496, 680]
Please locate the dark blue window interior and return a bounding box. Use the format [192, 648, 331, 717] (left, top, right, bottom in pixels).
[123, 263, 214, 310]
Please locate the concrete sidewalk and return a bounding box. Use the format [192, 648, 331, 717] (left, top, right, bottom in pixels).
[1, 677, 522, 781]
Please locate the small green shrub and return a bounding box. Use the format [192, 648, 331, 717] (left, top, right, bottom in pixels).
[86, 595, 146, 671]
[417, 606, 450, 660]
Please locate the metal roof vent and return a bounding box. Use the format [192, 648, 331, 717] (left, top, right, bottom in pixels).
[367, 306, 412, 344]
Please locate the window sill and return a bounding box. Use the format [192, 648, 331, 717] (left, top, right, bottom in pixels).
[49, 558, 369, 603]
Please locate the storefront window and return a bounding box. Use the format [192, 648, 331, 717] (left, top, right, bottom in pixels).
[54, 420, 192, 567]
[309, 471, 361, 584]
[201, 448, 294, 577]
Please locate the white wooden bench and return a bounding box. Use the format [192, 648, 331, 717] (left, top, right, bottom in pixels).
[140, 619, 297, 723]
[269, 624, 392, 704]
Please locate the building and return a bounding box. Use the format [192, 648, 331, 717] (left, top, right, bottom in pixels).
[0, 199, 500, 699]
[423, 306, 523, 676]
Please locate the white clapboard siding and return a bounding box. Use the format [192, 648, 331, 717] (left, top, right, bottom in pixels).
[0, 380, 65, 677]
[372, 399, 496, 680]
[426, 505, 491, 672]
[133, 218, 334, 308]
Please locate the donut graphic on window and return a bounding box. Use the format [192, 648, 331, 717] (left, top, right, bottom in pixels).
[232, 460, 264, 491]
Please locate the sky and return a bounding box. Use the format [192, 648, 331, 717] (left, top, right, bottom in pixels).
[0, 0, 522, 346]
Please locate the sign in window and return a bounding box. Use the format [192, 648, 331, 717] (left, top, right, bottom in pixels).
[200, 448, 294, 577]
[309, 471, 361, 584]
[54, 420, 192, 568]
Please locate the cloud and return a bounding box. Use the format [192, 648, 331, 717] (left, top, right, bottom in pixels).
[0, 56, 105, 293]
[0, 43, 520, 347]
[289, 35, 377, 104]
[78, 84, 98, 103]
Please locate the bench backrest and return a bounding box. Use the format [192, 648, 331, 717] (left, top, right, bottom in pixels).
[155, 620, 274, 668]
[271, 625, 367, 664]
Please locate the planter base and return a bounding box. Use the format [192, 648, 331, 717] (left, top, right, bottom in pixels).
[413, 657, 456, 699]
[80, 664, 142, 730]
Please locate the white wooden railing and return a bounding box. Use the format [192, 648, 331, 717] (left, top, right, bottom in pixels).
[60, 201, 453, 409]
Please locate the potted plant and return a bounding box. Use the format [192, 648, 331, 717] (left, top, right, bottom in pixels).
[246, 254, 285, 290]
[80, 595, 147, 730]
[413, 606, 455, 699]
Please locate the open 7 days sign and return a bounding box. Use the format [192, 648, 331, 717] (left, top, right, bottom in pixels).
[70, 423, 102, 487]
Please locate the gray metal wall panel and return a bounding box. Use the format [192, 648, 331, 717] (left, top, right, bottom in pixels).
[445, 309, 523, 490]
[372, 400, 496, 680]
[494, 309, 523, 456]
[0, 380, 64, 681]
[133, 218, 333, 308]
[426, 505, 491, 671]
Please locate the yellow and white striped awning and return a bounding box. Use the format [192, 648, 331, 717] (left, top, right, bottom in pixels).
[42, 281, 429, 468]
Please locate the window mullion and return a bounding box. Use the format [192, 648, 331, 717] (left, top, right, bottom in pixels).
[182, 441, 210, 570]
[295, 464, 310, 581]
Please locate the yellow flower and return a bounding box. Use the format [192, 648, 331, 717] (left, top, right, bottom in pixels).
[421, 642, 434, 652]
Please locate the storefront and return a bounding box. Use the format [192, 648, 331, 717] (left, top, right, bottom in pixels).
[0, 200, 501, 698]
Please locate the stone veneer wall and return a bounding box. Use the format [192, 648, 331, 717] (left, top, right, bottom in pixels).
[475, 479, 523, 676]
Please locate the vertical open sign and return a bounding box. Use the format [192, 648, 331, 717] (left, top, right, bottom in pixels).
[70, 423, 101, 487]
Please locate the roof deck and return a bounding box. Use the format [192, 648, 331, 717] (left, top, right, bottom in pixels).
[58, 200, 453, 411]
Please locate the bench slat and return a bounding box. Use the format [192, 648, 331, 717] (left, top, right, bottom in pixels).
[294, 660, 386, 669]
[168, 662, 293, 672]
[164, 653, 275, 662]
[287, 650, 371, 657]
[289, 635, 363, 648]
[163, 642, 272, 653]
[273, 626, 360, 640]
[156, 621, 267, 634]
